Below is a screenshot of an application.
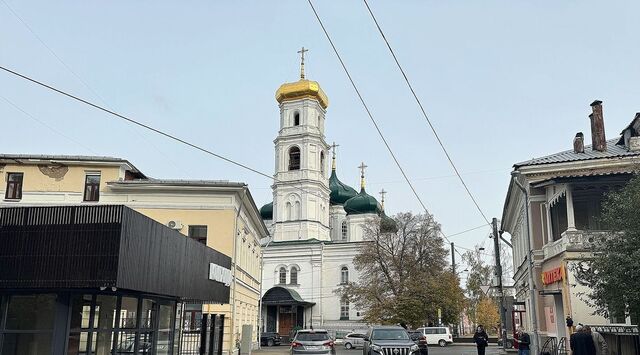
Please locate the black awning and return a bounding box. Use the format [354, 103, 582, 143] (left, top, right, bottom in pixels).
[262, 286, 315, 307]
[0, 205, 231, 303]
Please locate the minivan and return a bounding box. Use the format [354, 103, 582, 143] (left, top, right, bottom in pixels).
[414, 327, 452, 347]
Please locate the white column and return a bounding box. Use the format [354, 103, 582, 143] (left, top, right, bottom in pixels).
[565, 184, 576, 231]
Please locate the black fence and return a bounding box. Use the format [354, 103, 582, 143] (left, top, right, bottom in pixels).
[181, 314, 225, 355]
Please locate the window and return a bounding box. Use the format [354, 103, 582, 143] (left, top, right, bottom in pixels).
[341, 221, 348, 241]
[5, 172, 23, 200]
[188, 225, 208, 245]
[288, 147, 301, 170]
[340, 298, 350, 320]
[83, 174, 101, 202]
[320, 151, 325, 175]
[550, 195, 568, 241]
[294, 112, 300, 126]
[341, 267, 349, 284]
[279, 267, 287, 284]
[290, 267, 298, 284]
[286, 202, 292, 220]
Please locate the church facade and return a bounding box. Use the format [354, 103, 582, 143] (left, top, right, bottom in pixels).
[258, 57, 395, 339]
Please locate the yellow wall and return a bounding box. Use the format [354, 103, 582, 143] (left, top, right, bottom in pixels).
[1, 164, 121, 195]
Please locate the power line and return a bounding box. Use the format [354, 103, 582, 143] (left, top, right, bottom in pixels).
[446, 224, 490, 239]
[306, 0, 465, 258]
[361, 0, 491, 226]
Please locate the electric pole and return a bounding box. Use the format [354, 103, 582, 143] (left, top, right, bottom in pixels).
[451, 242, 456, 274]
[493, 218, 508, 351]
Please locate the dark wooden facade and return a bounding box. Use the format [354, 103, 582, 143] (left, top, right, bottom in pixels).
[0, 205, 230, 303]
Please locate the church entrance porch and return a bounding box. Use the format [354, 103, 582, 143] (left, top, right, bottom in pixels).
[262, 287, 314, 343]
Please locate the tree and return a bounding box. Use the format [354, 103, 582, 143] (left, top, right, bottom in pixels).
[475, 297, 500, 334]
[462, 246, 492, 324]
[573, 176, 640, 321]
[339, 212, 465, 327]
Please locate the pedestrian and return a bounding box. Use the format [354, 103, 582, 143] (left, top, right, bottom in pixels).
[584, 326, 608, 355]
[570, 325, 596, 355]
[514, 326, 531, 355]
[473, 325, 489, 355]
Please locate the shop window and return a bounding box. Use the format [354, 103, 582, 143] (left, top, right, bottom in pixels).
[83, 174, 101, 202]
[95, 295, 117, 329]
[5, 172, 23, 200]
[120, 297, 138, 328]
[188, 225, 208, 245]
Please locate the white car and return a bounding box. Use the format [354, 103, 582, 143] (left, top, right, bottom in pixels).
[343, 333, 366, 349]
[414, 327, 453, 347]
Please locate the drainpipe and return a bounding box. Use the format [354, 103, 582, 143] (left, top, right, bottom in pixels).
[257, 235, 273, 349]
[511, 171, 540, 354]
[230, 187, 247, 355]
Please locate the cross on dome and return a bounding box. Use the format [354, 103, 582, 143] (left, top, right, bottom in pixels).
[330, 142, 340, 170]
[379, 188, 387, 209]
[297, 47, 308, 79]
[358, 162, 368, 190]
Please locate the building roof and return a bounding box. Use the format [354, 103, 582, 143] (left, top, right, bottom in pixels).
[111, 178, 245, 187]
[0, 154, 146, 177]
[514, 138, 640, 168]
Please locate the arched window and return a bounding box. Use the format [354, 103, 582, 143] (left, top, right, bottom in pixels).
[341, 266, 349, 284]
[294, 201, 301, 220]
[290, 267, 298, 284]
[320, 151, 325, 175]
[294, 112, 300, 126]
[286, 202, 292, 221]
[340, 297, 350, 320]
[279, 267, 287, 284]
[288, 146, 300, 171]
[341, 221, 348, 241]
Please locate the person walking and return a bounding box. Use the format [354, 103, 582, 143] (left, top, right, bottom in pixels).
[473, 325, 489, 355]
[514, 326, 531, 355]
[584, 326, 608, 355]
[570, 325, 596, 355]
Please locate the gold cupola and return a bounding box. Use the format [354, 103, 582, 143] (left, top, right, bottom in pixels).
[275, 47, 329, 109]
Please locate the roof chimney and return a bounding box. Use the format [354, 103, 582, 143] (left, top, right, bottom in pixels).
[573, 132, 584, 153]
[589, 100, 606, 152]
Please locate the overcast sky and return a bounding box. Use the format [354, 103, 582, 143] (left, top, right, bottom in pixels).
[2, 1, 639, 267]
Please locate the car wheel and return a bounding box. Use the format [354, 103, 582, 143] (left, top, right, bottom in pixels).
[438, 340, 446, 347]
[506, 340, 513, 349]
[267, 339, 274, 347]
[345, 343, 353, 350]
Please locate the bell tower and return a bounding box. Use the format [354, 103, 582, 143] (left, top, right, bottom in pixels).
[271, 48, 331, 241]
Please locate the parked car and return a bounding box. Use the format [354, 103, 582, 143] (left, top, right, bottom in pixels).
[362, 326, 419, 355]
[291, 329, 336, 355]
[261, 332, 282, 347]
[414, 327, 453, 347]
[343, 333, 367, 350]
[407, 331, 422, 343]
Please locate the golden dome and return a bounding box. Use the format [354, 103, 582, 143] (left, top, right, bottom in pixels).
[275, 79, 329, 109]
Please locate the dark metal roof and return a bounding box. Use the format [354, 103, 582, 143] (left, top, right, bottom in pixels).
[110, 178, 244, 187]
[261, 286, 315, 307]
[514, 139, 639, 168]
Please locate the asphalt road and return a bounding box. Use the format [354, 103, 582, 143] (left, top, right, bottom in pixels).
[254, 344, 504, 355]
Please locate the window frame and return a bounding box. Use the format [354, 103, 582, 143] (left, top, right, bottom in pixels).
[188, 225, 208, 245]
[5, 172, 24, 200]
[289, 267, 298, 285]
[341, 221, 348, 241]
[288, 146, 301, 171]
[278, 267, 287, 285]
[340, 267, 349, 285]
[293, 112, 300, 126]
[340, 298, 349, 320]
[83, 174, 101, 202]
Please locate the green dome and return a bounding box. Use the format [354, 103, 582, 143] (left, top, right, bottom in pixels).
[260, 202, 273, 220]
[344, 188, 382, 216]
[380, 212, 398, 233]
[329, 170, 358, 205]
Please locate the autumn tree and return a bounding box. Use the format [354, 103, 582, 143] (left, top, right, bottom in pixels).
[573, 176, 640, 321]
[339, 212, 465, 327]
[462, 246, 492, 325]
[476, 297, 500, 334]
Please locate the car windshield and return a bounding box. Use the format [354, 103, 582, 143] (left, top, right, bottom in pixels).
[296, 332, 330, 341]
[372, 330, 409, 341]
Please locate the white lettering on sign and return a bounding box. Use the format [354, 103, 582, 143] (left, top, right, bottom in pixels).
[209, 263, 232, 286]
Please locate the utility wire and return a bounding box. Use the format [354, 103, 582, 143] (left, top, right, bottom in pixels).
[361, 0, 491, 226]
[446, 224, 490, 239]
[307, 0, 465, 258]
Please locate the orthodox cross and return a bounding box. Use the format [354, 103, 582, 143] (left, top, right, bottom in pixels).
[358, 162, 368, 189]
[298, 47, 309, 79]
[330, 142, 339, 170]
[379, 188, 387, 210]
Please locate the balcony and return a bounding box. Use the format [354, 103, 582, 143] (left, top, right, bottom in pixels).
[542, 229, 612, 260]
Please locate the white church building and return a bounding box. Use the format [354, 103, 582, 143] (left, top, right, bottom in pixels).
[258, 55, 396, 339]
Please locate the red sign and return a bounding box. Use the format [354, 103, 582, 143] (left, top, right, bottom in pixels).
[542, 265, 565, 285]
